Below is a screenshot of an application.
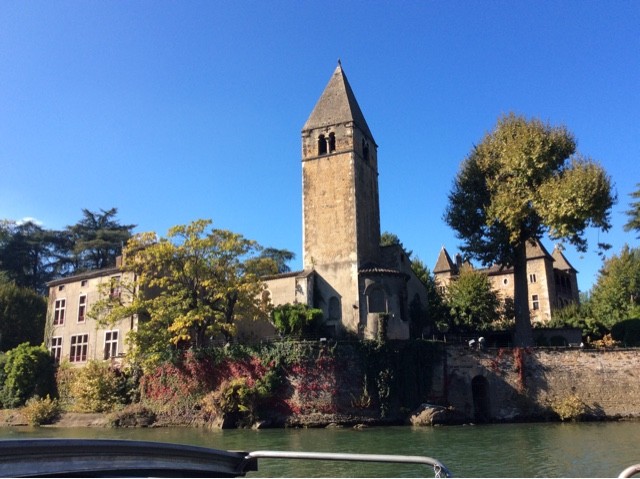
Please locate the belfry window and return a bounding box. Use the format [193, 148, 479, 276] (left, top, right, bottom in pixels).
[318, 134, 327, 155]
[328, 133, 336, 152]
[362, 139, 370, 162]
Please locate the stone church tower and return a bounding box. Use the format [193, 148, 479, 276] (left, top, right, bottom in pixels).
[302, 62, 381, 268]
[301, 63, 382, 334]
[264, 63, 428, 340]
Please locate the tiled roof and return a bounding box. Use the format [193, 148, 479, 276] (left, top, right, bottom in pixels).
[262, 270, 310, 281]
[359, 263, 408, 278]
[46, 266, 121, 287]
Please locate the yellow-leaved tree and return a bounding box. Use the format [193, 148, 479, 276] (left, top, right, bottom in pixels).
[91, 219, 277, 370]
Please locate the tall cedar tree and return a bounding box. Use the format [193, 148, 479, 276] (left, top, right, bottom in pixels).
[66, 208, 135, 271]
[445, 114, 614, 346]
[0, 221, 61, 294]
[0, 209, 134, 293]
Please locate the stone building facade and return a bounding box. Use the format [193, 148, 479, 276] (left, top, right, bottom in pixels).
[45, 259, 136, 365]
[434, 240, 579, 324]
[265, 63, 428, 339]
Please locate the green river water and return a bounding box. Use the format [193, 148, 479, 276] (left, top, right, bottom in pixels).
[1, 421, 639, 477]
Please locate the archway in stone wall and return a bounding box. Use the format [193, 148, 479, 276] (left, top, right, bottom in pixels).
[471, 375, 491, 423]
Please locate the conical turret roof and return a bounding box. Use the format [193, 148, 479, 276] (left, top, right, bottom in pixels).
[434, 247, 457, 274]
[552, 245, 578, 272]
[302, 63, 375, 144]
[525, 239, 553, 260]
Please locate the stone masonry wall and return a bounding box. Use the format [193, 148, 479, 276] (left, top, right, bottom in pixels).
[445, 346, 640, 421]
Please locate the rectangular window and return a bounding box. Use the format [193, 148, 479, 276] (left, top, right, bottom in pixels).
[532, 294, 540, 311]
[529, 273, 537, 283]
[70, 334, 89, 363]
[77, 295, 87, 323]
[50, 337, 63, 364]
[104, 330, 119, 359]
[54, 299, 66, 325]
[81, 279, 88, 287]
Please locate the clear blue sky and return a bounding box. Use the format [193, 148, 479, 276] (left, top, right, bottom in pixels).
[1, 1, 638, 293]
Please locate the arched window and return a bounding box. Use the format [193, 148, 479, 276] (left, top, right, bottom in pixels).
[329, 296, 341, 321]
[368, 287, 386, 313]
[318, 134, 327, 155]
[328, 132, 336, 152]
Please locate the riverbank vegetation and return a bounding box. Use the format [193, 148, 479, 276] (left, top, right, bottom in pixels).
[0, 338, 444, 428]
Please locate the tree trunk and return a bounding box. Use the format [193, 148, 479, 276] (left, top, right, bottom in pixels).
[512, 240, 534, 347]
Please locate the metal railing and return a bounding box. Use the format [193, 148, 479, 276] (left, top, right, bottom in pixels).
[246, 450, 452, 478]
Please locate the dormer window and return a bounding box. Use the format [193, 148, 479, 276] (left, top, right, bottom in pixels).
[328, 133, 336, 152]
[318, 134, 327, 155]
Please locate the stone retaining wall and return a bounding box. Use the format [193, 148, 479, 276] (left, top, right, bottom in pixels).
[444, 346, 640, 421]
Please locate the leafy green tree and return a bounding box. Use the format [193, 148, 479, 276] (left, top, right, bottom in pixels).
[589, 245, 640, 329]
[0, 343, 56, 408]
[0, 220, 61, 294]
[410, 257, 447, 335]
[445, 113, 614, 345]
[380, 231, 401, 247]
[624, 183, 640, 239]
[0, 276, 46, 351]
[548, 298, 606, 340]
[91, 220, 271, 368]
[380, 231, 412, 257]
[444, 265, 501, 333]
[270, 303, 323, 337]
[65, 208, 135, 272]
[257, 248, 295, 274]
[0, 209, 133, 292]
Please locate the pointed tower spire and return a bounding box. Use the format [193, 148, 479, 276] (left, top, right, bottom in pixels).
[434, 247, 457, 274]
[303, 63, 375, 144]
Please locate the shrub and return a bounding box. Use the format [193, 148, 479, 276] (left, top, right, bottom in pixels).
[71, 361, 126, 413]
[55, 361, 77, 410]
[592, 333, 620, 349]
[22, 395, 60, 426]
[201, 368, 280, 427]
[0, 343, 56, 408]
[271, 303, 323, 337]
[202, 378, 250, 416]
[551, 394, 587, 421]
[139, 352, 217, 416]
